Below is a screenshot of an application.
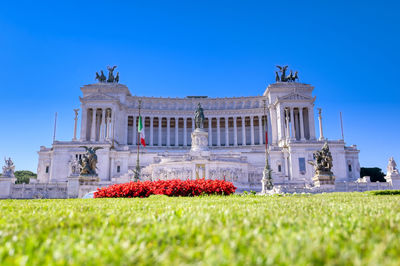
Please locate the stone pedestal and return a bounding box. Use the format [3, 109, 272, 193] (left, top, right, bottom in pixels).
[0, 177, 15, 199]
[386, 173, 400, 190]
[68, 176, 100, 198]
[190, 128, 209, 153]
[312, 171, 335, 187]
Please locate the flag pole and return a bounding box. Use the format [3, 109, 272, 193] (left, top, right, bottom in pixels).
[53, 112, 58, 143]
[340, 111, 344, 141]
[261, 100, 273, 193]
[134, 100, 142, 182]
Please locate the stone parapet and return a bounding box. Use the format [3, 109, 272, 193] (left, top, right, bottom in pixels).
[0, 177, 15, 199]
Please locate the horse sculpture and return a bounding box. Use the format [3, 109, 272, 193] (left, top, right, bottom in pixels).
[107, 66, 117, 83]
[95, 70, 106, 82]
[275, 66, 299, 82]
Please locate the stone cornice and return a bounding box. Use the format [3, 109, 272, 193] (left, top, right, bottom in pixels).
[125, 108, 268, 118]
[125, 95, 268, 111]
[80, 83, 131, 96]
[273, 92, 316, 107]
[264, 82, 314, 96]
[79, 92, 119, 103]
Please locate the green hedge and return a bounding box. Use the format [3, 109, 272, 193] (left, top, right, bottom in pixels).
[367, 190, 400, 195]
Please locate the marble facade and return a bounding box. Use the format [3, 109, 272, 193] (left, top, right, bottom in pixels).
[36, 78, 361, 191]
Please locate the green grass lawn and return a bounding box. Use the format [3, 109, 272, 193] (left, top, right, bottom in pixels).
[1, 193, 400, 265]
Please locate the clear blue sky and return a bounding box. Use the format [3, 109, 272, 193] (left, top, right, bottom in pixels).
[0, 0, 399, 173]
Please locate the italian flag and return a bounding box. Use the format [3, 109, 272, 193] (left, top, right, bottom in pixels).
[138, 116, 146, 147]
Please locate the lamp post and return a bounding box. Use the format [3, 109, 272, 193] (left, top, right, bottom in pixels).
[261, 100, 273, 193]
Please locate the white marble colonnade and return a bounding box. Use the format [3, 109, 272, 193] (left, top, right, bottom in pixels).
[279, 106, 313, 141]
[124, 115, 267, 147]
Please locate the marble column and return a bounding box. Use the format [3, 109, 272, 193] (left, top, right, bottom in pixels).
[225, 117, 229, 146]
[106, 110, 111, 140]
[100, 109, 106, 141]
[267, 114, 272, 145]
[309, 107, 316, 140]
[73, 109, 79, 141]
[80, 108, 87, 141]
[175, 117, 179, 146]
[250, 116, 255, 145]
[233, 117, 238, 146]
[280, 107, 285, 141]
[258, 116, 263, 145]
[269, 105, 278, 144]
[290, 108, 295, 140]
[158, 117, 162, 146]
[167, 117, 171, 146]
[318, 108, 324, 141]
[285, 109, 290, 141]
[133, 116, 137, 145]
[125, 115, 129, 144]
[90, 108, 96, 142]
[111, 109, 115, 142]
[299, 108, 305, 141]
[150, 116, 154, 146]
[242, 116, 246, 146]
[208, 118, 212, 146]
[183, 117, 187, 146]
[217, 117, 221, 146]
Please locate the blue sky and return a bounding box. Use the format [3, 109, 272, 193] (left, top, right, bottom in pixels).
[0, 0, 399, 172]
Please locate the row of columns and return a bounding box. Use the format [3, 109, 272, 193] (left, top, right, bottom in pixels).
[81, 108, 114, 142]
[127, 115, 267, 147]
[280, 106, 313, 141]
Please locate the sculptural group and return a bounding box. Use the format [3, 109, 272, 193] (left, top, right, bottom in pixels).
[95, 65, 119, 83]
[387, 157, 399, 175]
[309, 142, 333, 174]
[79, 146, 103, 176]
[2, 157, 15, 178]
[275, 65, 299, 82]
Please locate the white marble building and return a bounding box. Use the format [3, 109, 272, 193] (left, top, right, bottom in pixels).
[37, 76, 360, 191]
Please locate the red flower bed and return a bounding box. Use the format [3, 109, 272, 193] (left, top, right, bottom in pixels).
[94, 179, 236, 198]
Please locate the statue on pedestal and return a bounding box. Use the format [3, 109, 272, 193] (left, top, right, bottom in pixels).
[385, 157, 400, 187]
[261, 165, 273, 193]
[79, 146, 103, 176]
[2, 157, 15, 178]
[308, 142, 335, 186]
[310, 142, 333, 173]
[191, 103, 209, 153]
[387, 157, 399, 175]
[194, 103, 205, 129]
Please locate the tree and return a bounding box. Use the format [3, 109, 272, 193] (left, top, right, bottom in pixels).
[14, 170, 37, 184]
[360, 167, 386, 182]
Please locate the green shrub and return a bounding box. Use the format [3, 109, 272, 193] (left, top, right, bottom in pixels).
[367, 190, 400, 195]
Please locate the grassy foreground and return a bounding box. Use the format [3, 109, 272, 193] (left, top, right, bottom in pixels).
[0, 193, 400, 265]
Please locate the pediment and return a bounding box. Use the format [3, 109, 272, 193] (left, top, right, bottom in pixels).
[80, 93, 117, 102]
[278, 92, 313, 101]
